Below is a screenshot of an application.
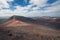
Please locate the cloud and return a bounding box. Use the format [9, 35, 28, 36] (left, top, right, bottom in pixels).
[30, 0, 47, 6]
[0, 0, 13, 8]
[0, 0, 60, 17]
[28, 0, 60, 17]
[43, 0, 60, 13]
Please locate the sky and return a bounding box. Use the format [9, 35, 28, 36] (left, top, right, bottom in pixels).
[0, 0, 60, 17]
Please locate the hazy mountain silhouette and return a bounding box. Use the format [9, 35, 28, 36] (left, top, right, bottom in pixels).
[2, 15, 60, 30]
[9, 15, 36, 23]
[7, 15, 50, 25]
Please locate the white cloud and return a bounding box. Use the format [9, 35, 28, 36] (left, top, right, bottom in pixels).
[28, 0, 60, 17]
[30, 0, 47, 6]
[44, 5, 60, 13]
[0, 0, 13, 8]
[43, 0, 60, 13]
[0, 0, 60, 17]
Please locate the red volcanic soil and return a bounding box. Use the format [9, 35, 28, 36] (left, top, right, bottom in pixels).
[2, 19, 30, 27]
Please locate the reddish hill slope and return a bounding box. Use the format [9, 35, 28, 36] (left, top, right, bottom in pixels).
[2, 15, 31, 27]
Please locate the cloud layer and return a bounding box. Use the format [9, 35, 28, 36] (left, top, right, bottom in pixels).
[0, 0, 60, 17]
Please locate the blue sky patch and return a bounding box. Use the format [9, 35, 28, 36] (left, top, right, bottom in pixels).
[10, 0, 30, 7]
[31, 5, 37, 8]
[47, 0, 57, 4]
